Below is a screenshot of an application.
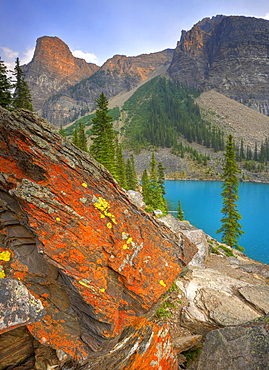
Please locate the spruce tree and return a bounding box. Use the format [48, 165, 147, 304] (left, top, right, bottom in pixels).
[13, 58, 33, 111]
[142, 152, 167, 214]
[115, 142, 127, 188]
[90, 93, 116, 177]
[77, 122, 88, 152]
[141, 169, 150, 203]
[126, 155, 137, 190]
[59, 124, 66, 137]
[177, 200, 184, 220]
[0, 57, 12, 109]
[217, 134, 244, 250]
[72, 128, 79, 147]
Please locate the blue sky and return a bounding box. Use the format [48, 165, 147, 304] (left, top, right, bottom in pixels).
[1, 0, 269, 69]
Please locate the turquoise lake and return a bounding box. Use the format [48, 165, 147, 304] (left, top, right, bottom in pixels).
[164, 180, 269, 264]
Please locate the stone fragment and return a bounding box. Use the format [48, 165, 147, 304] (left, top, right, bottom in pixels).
[126, 189, 145, 208]
[239, 285, 269, 315]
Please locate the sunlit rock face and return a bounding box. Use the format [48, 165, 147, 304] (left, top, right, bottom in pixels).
[22, 36, 99, 112]
[22, 36, 173, 126]
[0, 107, 197, 368]
[169, 15, 269, 115]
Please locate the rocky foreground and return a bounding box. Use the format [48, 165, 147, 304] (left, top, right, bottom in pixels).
[0, 108, 268, 369]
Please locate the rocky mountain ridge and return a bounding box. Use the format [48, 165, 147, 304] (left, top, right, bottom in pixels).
[21, 15, 269, 127]
[22, 36, 173, 125]
[168, 15, 269, 115]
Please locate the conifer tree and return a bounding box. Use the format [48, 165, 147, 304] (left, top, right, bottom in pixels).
[177, 200, 184, 220]
[217, 134, 244, 250]
[72, 128, 79, 147]
[59, 124, 66, 137]
[13, 58, 33, 111]
[0, 57, 12, 109]
[141, 169, 150, 202]
[141, 152, 167, 214]
[90, 93, 116, 177]
[126, 155, 137, 190]
[77, 122, 88, 152]
[115, 142, 127, 188]
[157, 162, 166, 196]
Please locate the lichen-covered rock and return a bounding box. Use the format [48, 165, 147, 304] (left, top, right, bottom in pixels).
[0, 326, 35, 370]
[0, 278, 45, 333]
[0, 107, 197, 368]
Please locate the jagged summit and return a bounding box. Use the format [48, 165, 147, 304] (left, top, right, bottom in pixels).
[21, 15, 269, 125]
[168, 15, 269, 115]
[22, 36, 99, 111]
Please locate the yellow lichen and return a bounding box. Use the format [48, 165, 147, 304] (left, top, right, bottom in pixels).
[78, 280, 92, 288]
[100, 288, 106, 293]
[55, 217, 61, 222]
[159, 280, 166, 287]
[94, 197, 117, 225]
[0, 250, 11, 262]
[123, 244, 129, 250]
[0, 270, 5, 279]
[126, 237, 133, 244]
[106, 222, 112, 229]
[82, 183, 88, 188]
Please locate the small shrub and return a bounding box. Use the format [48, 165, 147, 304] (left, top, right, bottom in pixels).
[167, 281, 178, 293]
[218, 245, 235, 257]
[155, 306, 172, 318]
[211, 246, 219, 254]
[182, 347, 202, 367]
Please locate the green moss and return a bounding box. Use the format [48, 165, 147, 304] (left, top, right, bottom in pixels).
[182, 347, 202, 367]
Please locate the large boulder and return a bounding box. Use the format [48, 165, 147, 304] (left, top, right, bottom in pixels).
[160, 214, 209, 267]
[190, 315, 269, 370]
[0, 107, 197, 369]
[176, 267, 267, 335]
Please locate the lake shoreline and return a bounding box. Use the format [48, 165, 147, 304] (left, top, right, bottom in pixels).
[164, 180, 269, 265]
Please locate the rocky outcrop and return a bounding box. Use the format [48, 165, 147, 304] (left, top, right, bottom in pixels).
[22, 36, 99, 112]
[169, 15, 269, 115]
[189, 315, 269, 370]
[0, 278, 45, 333]
[0, 107, 198, 369]
[42, 49, 173, 125]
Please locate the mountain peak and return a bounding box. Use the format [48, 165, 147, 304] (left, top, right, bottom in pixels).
[22, 36, 99, 111]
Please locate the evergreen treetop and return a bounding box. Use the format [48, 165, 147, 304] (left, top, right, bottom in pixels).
[90, 92, 117, 177]
[0, 57, 12, 109]
[13, 58, 33, 111]
[217, 134, 244, 250]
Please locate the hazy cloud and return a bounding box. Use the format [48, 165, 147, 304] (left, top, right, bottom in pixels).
[0, 46, 34, 71]
[72, 49, 98, 64]
[20, 48, 35, 65]
[0, 46, 18, 70]
[264, 13, 269, 20]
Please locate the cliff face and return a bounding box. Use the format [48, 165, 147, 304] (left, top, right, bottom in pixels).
[168, 15, 269, 115]
[22, 36, 99, 112]
[41, 49, 173, 125]
[0, 107, 197, 369]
